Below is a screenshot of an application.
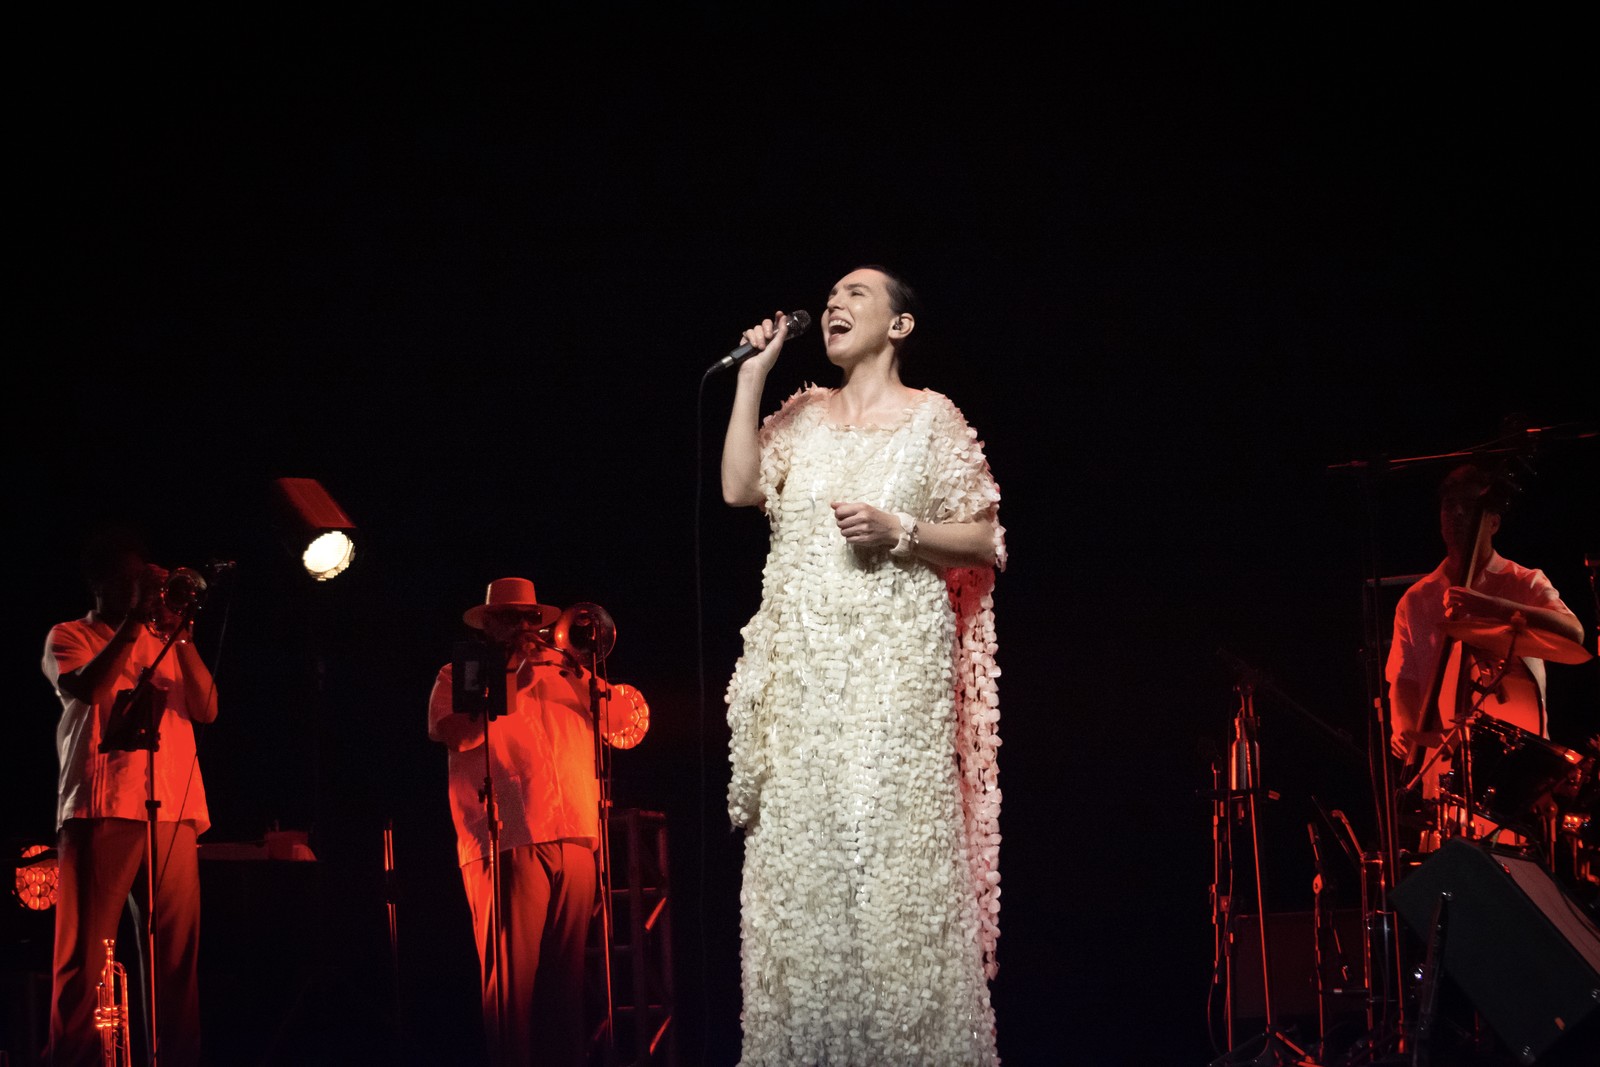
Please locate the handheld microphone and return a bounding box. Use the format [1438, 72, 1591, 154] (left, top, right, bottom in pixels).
[707, 310, 812, 373]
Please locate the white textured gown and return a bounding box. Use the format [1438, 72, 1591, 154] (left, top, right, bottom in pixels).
[726, 386, 1006, 1066]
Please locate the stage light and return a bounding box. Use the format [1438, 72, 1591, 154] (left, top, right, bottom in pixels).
[15, 844, 57, 911]
[271, 477, 357, 580]
[601, 683, 650, 749]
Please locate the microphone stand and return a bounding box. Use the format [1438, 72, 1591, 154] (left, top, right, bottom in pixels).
[1330, 451, 1428, 1061]
[1208, 748, 1233, 1054]
[481, 707, 510, 1061]
[1219, 668, 1316, 1066]
[591, 662, 618, 1065]
[382, 819, 403, 1047]
[1585, 552, 1599, 680]
[1306, 819, 1360, 1052]
[98, 600, 201, 1067]
[1233, 675, 1274, 1039]
[564, 611, 617, 1066]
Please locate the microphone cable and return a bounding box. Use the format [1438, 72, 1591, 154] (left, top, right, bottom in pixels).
[693, 360, 717, 1065]
[692, 311, 809, 1061]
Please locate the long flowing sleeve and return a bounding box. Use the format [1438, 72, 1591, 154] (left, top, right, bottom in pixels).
[929, 396, 1007, 979]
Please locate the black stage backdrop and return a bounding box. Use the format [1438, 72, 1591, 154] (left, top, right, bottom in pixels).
[5, 7, 1596, 1066]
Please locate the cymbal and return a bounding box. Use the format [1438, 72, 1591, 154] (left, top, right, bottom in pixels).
[1442, 617, 1594, 665]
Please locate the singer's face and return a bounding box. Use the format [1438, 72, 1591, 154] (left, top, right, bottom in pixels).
[823, 268, 896, 365]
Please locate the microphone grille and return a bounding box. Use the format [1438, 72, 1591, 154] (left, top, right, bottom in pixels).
[786, 309, 812, 337]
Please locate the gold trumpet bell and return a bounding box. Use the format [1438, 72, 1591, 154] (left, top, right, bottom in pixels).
[144, 566, 209, 640]
[93, 937, 133, 1066]
[551, 602, 617, 662]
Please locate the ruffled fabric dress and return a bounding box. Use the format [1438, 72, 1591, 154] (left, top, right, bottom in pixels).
[726, 385, 1006, 1066]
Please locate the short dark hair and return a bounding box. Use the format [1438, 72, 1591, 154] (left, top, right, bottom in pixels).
[853, 263, 920, 318]
[851, 264, 920, 356]
[1437, 463, 1506, 516]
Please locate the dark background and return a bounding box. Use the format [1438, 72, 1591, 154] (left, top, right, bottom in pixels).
[5, 5, 1597, 1065]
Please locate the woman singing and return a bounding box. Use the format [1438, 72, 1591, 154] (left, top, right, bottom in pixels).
[721, 265, 1006, 1065]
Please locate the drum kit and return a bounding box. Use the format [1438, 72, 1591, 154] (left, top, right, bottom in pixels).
[1205, 611, 1599, 1067]
[1246, 427, 1600, 1067]
[1406, 617, 1598, 902]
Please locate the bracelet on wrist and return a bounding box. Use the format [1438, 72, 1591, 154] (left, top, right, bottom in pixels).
[890, 512, 919, 557]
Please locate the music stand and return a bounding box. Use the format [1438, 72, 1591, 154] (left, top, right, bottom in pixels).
[97, 602, 198, 1067]
[451, 632, 513, 1057]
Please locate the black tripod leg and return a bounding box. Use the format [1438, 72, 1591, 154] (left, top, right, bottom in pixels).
[1408, 893, 1449, 1067]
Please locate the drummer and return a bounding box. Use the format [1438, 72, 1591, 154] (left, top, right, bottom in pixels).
[1387, 462, 1587, 838]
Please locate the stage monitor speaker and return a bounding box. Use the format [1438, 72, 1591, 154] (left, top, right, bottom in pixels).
[1393, 839, 1600, 1065]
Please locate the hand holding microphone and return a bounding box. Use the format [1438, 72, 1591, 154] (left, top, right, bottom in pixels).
[708, 309, 812, 374]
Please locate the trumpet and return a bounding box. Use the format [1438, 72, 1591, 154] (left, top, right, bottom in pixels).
[144, 565, 209, 640]
[93, 937, 132, 1067]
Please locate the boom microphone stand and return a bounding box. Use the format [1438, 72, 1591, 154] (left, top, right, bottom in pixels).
[98, 578, 207, 1067]
[553, 602, 619, 1066]
[1329, 450, 1448, 1064]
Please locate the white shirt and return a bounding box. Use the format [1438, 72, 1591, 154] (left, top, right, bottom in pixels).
[1386, 551, 1577, 740]
[428, 658, 601, 867]
[43, 615, 212, 833]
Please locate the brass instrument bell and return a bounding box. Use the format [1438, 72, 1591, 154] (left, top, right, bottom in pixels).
[552, 602, 616, 661]
[145, 566, 208, 640]
[93, 937, 132, 1067]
